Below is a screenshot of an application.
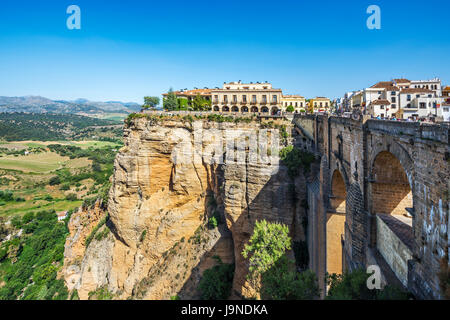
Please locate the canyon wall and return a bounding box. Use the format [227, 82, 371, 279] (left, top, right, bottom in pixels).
[63, 116, 308, 299]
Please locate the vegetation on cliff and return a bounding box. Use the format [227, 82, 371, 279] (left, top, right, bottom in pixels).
[199, 256, 234, 300]
[279, 145, 315, 175]
[0, 210, 69, 300]
[242, 220, 319, 300]
[326, 269, 410, 300]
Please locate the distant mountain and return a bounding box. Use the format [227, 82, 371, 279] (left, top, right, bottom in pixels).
[0, 95, 141, 115]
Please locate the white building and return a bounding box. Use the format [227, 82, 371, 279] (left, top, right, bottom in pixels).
[348, 78, 444, 120]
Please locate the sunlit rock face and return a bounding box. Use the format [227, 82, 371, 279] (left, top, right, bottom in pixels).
[63, 117, 306, 300]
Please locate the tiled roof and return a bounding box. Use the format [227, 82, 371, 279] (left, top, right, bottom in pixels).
[370, 81, 400, 91]
[162, 89, 212, 96]
[394, 78, 411, 83]
[400, 88, 433, 94]
[313, 97, 330, 100]
[371, 99, 391, 105]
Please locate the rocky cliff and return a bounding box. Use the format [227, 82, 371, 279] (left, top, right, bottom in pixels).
[63, 115, 310, 299]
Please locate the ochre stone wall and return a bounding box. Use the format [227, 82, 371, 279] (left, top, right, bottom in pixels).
[326, 213, 345, 275]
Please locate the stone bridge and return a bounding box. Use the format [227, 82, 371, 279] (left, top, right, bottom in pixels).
[293, 114, 449, 299]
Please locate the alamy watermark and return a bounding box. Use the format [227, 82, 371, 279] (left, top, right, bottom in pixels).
[169, 123, 281, 169]
[66, 5, 81, 30]
[366, 5, 381, 30]
[366, 265, 381, 289]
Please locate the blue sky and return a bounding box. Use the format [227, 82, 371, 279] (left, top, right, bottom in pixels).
[0, 0, 449, 103]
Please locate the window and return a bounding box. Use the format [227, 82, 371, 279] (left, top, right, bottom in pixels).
[242, 95, 247, 103]
[416, 95, 420, 98]
[233, 95, 237, 103]
[391, 91, 396, 95]
[391, 97, 396, 103]
[380, 105, 384, 109]
[252, 95, 256, 103]
[272, 95, 277, 103]
[295, 102, 298, 107]
[419, 102, 426, 109]
[223, 95, 228, 103]
[391, 104, 396, 109]
[407, 95, 411, 101]
[407, 103, 411, 108]
[262, 95, 267, 103]
[214, 95, 219, 103]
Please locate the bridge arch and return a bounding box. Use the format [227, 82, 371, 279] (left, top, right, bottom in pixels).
[326, 169, 348, 275]
[370, 151, 413, 216]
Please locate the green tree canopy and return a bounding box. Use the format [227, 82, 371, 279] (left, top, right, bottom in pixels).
[261, 256, 319, 300]
[192, 94, 211, 111]
[242, 220, 291, 277]
[143, 96, 160, 109]
[286, 105, 295, 113]
[163, 88, 178, 111]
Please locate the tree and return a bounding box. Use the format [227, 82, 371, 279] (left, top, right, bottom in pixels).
[242, 220, 291, 277]
[242, 220, 319, 300]
[198, 257, 234, 300]
[143, 96, 160, 110]
[192, 94, 211, 111]
[163, 88, 178, 111]
[261, 256, 319, 300]
[286, 105, 295, 113]
[326, 269, 409, 300]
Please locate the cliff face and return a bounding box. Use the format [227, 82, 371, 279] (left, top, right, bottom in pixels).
[63, 116, 307, 299]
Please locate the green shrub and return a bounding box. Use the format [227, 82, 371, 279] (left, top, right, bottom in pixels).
[199, 258, 234, 300]
[49, 176, 61, 186]
[140, 229, 147, 242]
[326, 269, 410, 300]
[85, 215, 109, 248]
[261, 256, 319, 300]
[242, 220, 291, 277]
[208, 216, 218, 229]
[65, 193, 78, 201]
[279, 145, 315, 176]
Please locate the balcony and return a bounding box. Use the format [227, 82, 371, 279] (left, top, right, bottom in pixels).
[270, 101, 278, 105]
[250, 100, 257, 104]
[240, 100, 248, 104]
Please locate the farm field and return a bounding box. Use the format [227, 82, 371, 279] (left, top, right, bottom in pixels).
[0, 140, 121, 218]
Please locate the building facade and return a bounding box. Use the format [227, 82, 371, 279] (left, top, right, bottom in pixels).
[281, 95, 306, 113]
[309, 97, 331, 113]
[348, 78, 444, 120]
[210, 81, 283, 114]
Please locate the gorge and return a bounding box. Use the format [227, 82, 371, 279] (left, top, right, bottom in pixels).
[62, 113, 449, 300]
